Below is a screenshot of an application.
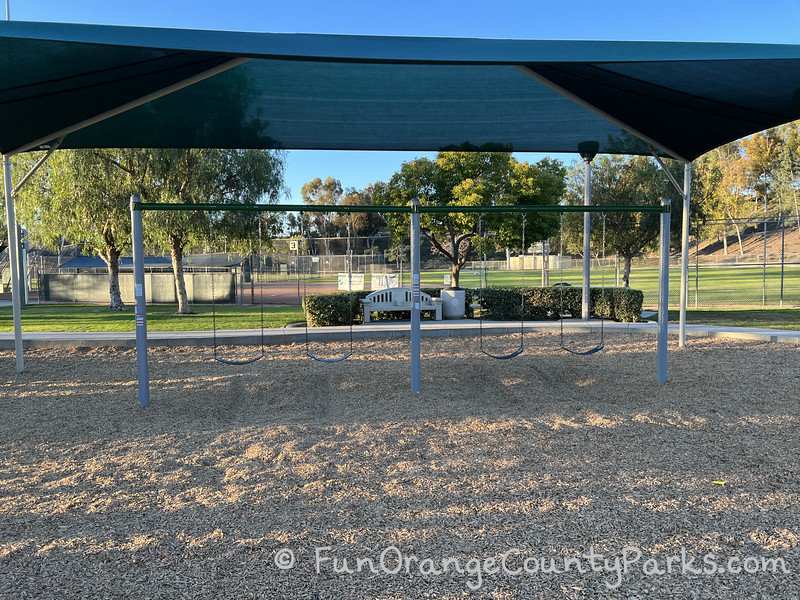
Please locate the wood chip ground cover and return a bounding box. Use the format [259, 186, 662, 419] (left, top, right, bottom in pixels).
[0, 333, 798, 599]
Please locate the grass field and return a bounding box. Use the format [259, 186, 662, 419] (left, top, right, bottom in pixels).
[422, 265, 800, 308]
[666, 308, 800, 331]
[0, 304, 305, 332]
[2, 264, 798, 332]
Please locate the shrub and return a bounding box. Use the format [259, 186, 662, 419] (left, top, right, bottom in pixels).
[303, 288, 443, 326]
[466, 286, 643, 322]
[609, 287, 644, 322]
[303, 285, 643, 326]
[303, 291, 367, 327]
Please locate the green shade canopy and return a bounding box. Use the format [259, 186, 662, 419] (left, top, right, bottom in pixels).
[2, 20, 800, 160]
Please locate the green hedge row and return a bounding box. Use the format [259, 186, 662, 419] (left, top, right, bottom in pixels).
[303, 286, 644, 326]
[465, 286, 643, 322]
[303, 288, 443, 327]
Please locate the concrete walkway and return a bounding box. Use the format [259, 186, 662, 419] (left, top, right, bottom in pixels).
[1, 318, 799, 350]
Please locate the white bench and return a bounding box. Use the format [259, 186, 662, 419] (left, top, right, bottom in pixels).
[360, 287, 443, 323]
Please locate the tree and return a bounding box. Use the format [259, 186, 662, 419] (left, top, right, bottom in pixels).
[301, 176, 343, 255]
[17, 147, 285, 314]
[563, 155, 683, 287]
[712, 143, 755, 254]
[740, 128, 781, 214]
[375, 152, 566, 286]
[773, 122, 800, 235]
[692, 123, 800, 253]
[338, 185, 385, 252]
[15, 149, 133, 310]
[137, 148, 285, 314]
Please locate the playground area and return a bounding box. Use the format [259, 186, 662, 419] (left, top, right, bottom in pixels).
[1, 333, 798, 598]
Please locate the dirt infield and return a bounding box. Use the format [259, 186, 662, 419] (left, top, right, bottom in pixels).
[1, 334, 798, 599]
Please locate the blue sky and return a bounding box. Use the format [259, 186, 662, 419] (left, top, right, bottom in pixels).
[9, 0, 800, 201]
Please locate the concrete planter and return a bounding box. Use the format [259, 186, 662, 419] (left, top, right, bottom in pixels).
[440, 288, 466, 319]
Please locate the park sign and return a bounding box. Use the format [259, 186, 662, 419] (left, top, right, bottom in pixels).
[338, 273, 365, 291]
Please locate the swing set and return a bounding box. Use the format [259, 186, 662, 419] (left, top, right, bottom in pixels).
[207, 211, 268, 365]
[472, 210, 608, 360]
[130, 199, 672, 405]
[301, 212, 355, 363]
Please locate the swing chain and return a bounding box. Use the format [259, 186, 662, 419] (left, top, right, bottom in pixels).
[304, 210, 354, 362]
[559, 210, 605, 356]
[476, 212, 525, 360]
[209, 210, 266, 366]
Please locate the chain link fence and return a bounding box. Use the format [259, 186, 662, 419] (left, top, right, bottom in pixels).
[10, 217, 800, 309]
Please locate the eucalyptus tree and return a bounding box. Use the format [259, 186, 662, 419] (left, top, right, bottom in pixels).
[15, 149, 133, 310]
[139, 148, 285, 314]
[16, 147, 285, 314]
[300, 176, 343, 255]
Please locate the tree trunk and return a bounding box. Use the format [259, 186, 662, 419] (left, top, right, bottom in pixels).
[732, 221, 744, 255]
[450, 260, 460, 287]
[170, 236, 191, 314]
[105, 246, 126, 311]
[722, 226, 728, 255]
[621, 255, 633, 287]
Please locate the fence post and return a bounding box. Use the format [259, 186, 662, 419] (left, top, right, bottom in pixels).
[695, 220, 700, 309]
[762, 219, 768, 306]
[780, 215, 786, 308]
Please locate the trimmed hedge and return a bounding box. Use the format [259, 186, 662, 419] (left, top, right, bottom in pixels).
[303, 286, 644, 326]
[303, 288, 443, 327]
[467, 286, 643, 323]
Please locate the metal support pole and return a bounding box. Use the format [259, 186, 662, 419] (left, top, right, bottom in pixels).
[695, 220, 700, 309]
[679, 162, 691, 347]
[296, 245, 301, 306]
[582, 156, 592, 321]
[658, 199, 671, 383]
[131, 195, 150, 407]
[762, 219, 768, 306]
[20, 228, 28, 306]
[3, 155, 23, 372]
[780, 215, 785, 308]
[410, 199, 421, 394]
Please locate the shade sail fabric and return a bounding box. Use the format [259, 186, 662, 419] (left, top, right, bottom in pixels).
[2, 21, 800, 160]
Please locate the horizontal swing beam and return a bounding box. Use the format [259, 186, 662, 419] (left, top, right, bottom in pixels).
[133, 202, 670, 214]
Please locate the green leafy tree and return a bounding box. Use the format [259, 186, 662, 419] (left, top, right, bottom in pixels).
[15, 149, 134, 310]
[563, 155, 683, 287]
[338, 185, 385, 252]
[301, 176, 343, 255]
[137, 148, 285, 314]
[710, 143, 754, 254]
[773, 122, 800, 234]
[17, 148, 284, 314]
[375, 152, 566, 286]
[740, 128, 781, 215]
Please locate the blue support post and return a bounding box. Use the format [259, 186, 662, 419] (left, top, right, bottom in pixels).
[410, 198, 421, 394]
[131, 195, 150, 406]
[582, 156, 592, 321]
[2, 156, 23, 372]
[657, 198, 671, 383]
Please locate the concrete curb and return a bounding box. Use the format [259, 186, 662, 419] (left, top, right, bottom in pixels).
[1, 320, 799, 350]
